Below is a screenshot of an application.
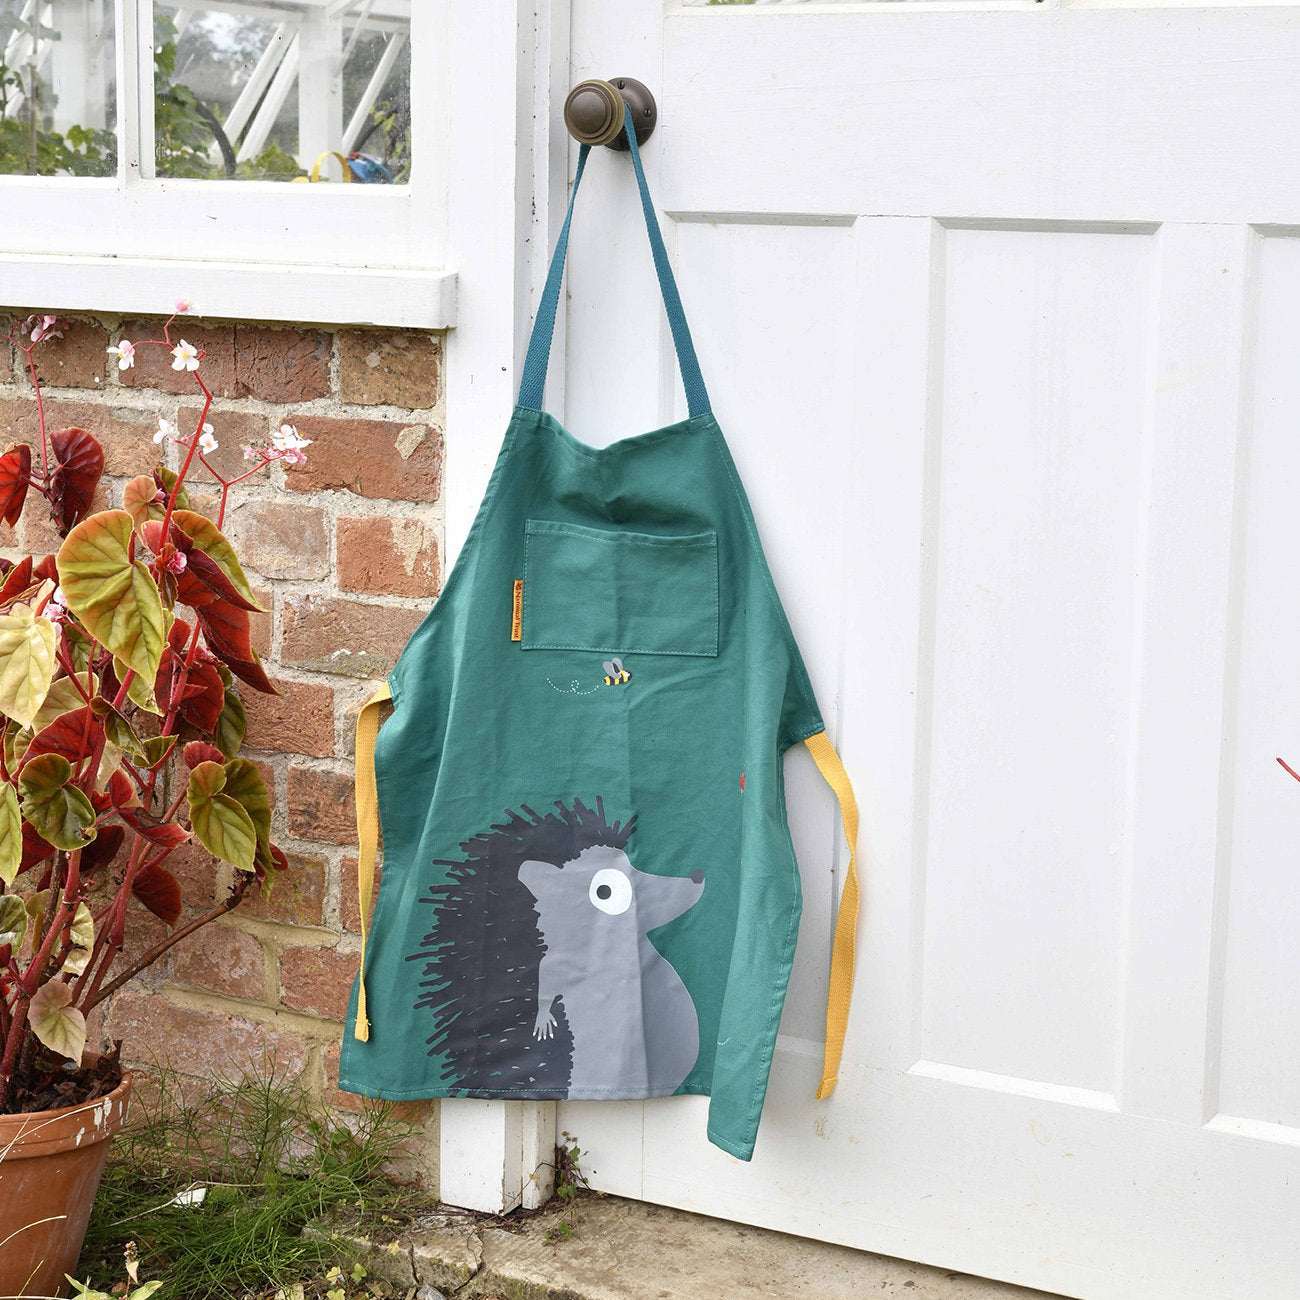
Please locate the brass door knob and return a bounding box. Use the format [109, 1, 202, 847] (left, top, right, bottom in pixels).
[563, 77, 656, 151]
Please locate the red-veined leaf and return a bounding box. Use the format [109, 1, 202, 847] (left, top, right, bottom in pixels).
[195, 598, 253, 663]
[132, 860, 182, 926]
[21, 704, 101, 771]
[178, 661, 224, 732]
[170, 511, 264, 611]
[108, 769, 138, 809]
[0, 444, 30, 528]
[118, 806, 191, 848]
[21, 818, 55, 874]
[0, 558, 32, 606]
[224, 651, 277, 696]
[183, 740, 225, 769]
[49, 427, 105, 535]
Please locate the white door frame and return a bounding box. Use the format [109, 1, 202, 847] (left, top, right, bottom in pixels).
[436, 0, 567, 1213]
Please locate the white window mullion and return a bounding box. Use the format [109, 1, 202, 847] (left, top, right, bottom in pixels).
[114, 0, 146, 186]
[297, 6, 343, 171]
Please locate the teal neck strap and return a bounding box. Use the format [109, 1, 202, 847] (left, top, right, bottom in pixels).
[517, 103, 712, 419]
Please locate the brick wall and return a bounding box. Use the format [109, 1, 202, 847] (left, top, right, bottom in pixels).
[0, 309, 443, 1180]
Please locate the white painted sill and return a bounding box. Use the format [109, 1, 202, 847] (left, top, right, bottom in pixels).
[0, 252, 457, 331]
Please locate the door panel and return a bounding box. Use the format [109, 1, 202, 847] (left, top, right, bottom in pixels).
[557, 4, 1300, 1296]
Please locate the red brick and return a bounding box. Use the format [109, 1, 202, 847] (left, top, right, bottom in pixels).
[15, 478, 111, 555]
[231, 324, 331, 403]
[283, 415, 442, 501]
[220, 497, 329, 580]
[35, 319, 111, 389]
[106, 987, 312, 1076]
[117, 320, 238, 396]
[242, 678, 335, 757]
[118, 322, 330, 403]
[241, 850, 326, 928]
[288, 767, 356, 846]
[338, 855, 380, 935]
[278, 941, 358, 1020]
[337, 514, 440, 598]
[0, 396, 160, 478]
[250, 589, 273, 659]
[114, 905, 174, 988]
[167, 839, 225, 915]
[171, 920, 268, 1001]
[280, 596, 422, 678]
[177, 404, 274, 484]
[337, 330, 441, 408]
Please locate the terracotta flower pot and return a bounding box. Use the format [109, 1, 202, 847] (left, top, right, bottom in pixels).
[0, 1064, 132, 1300]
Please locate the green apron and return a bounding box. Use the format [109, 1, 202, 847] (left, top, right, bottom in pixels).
[338, 106, 860, 1163]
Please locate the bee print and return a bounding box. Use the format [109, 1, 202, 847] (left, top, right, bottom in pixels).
[602, 658, 632, 686]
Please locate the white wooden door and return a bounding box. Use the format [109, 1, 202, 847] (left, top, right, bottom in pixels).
[548, 3, 1300, 1297]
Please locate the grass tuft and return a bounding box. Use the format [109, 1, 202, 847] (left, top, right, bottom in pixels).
[75, 1057, 423, 1300]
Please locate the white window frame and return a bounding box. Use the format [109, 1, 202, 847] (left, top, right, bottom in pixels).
[0, 0, 455, 327]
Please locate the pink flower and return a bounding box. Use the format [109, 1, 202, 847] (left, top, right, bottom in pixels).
[170, 340, 201, 372]
[24, 314, 64, 343]
[175, 297, 194, 315]
[165, 550, 188, 575]
[107, 340, 136, 370]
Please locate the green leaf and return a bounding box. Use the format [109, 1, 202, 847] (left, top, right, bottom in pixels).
[0, 602, 57, 728]
[123, 475, 166, 527]
[4, 721, 32, 772]
[19, 753, 98, 851]
[171, 509, 266, 611]
[0, 783, 21, 885]
[140, 734, 178, 769]
[187, 761, 256, 871]
[154, 464, 190, 511]
[57, 510, 167, 683]
[29, 980, 86, 1061]
[221, 758, 270, 857]
[213, 689, 246, 760]
[32, 673, 94, 732]
[0, 893, 26, 949]
[97, 702, 146, 759]
[69, 899, 93, 949]
[128, 1284, 165, 1300]
[65, 1278, 112, 1300]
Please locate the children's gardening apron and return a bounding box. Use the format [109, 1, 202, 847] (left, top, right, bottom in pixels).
[338, 106, 860, 1162]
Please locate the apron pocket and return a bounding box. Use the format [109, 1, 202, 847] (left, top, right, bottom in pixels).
[521, 518, 719, 656]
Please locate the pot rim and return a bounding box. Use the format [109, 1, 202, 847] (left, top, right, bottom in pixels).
[0, 1055, 133, 1160]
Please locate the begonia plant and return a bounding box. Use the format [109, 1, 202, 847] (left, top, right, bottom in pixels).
[0, 306, 311, 1113]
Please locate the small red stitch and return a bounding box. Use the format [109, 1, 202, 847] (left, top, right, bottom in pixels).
[739, 772, 746, 791]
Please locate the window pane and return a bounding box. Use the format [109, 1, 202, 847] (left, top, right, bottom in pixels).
[0, 0, 116, 177]
[153, 2, 411, 184]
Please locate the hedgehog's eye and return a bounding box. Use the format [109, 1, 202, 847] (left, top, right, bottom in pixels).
[589, 868, 631, 915]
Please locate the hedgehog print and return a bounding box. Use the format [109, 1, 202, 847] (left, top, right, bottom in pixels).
[407, 798, 706, 1098]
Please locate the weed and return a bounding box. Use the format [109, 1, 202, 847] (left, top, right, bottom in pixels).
[541, 1130, 591, 1245]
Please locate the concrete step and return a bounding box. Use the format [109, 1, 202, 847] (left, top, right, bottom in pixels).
[355, 1192, 1067, 1300]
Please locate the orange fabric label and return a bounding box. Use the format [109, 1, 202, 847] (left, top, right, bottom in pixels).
[511, 579, 523, 641]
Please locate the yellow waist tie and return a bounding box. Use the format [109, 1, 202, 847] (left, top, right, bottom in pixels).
[803, 730, 862, 1100]
[352, 680, 392, 1042]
